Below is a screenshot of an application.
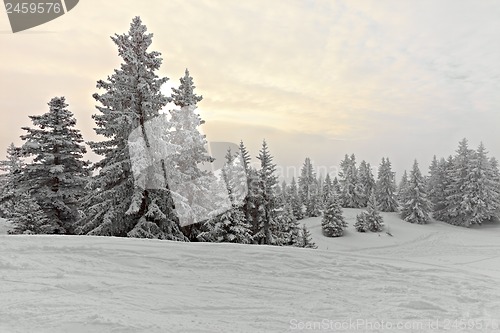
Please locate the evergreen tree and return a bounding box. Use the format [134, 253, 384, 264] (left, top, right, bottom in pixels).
[298, 158, 318, 217]
[288, 177, 304, 220]
[339, 154, 364, 208]
[79, 17, 185, 240]
[465, 143, 500, 224]
[299, 224, 317, 249]
[432, 156, 454, 221]
[167, 69, 213, 240]
[198, 148, 252, 244]
[355, 191, 384, 232]
[400, 160, 432, 224]
[375, 157, 398, 212]
[489, 157, 500, 220]
[254, 140, 281, 245]
[445, 138, 476, 226]
[397, 170, 409, 205]
[19, 97, 88, 234]
[7, 192, 51, 234]
[322, 173, 333, 205]
[171, 68, 203, 108]
[358, 160, 375, 207]
[321, 193, 347, 237]
[0, 143, 24, 217]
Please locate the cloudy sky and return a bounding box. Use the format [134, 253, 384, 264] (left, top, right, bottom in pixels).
[1, 0, 500, 180]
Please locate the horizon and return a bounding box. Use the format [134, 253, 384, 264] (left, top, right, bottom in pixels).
[1, 0, 500, 180]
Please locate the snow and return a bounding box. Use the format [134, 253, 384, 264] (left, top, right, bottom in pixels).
[1, 212, 500, 332]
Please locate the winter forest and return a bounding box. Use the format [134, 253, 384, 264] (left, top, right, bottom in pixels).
[1, 17, 500, 248]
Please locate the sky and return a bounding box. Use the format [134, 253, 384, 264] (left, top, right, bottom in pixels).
[1, 0, 500, 181]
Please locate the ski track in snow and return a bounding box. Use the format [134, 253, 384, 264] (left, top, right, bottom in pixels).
[1, 214, 500, 332]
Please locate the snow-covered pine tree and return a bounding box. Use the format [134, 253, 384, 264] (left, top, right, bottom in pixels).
[198, 148, 252, 243]
[299, 224, 317, 248]
[339, 154, 364, 208]
[288, 177, 304, 220]
[444, 138, 476, 227]
[7, 192, 51, 234]
[375, 157, 398, 212]
[321, 193, 347, 237]
[322, 173, 333, 206]
[0, 143, 24, 217]
[276, 202, 301, 246]
[332, 176, 341, 195]
[465, 142, 500, 224]
[254, 140, 281, 245]
[432, 156, 454, 221]
[355, 190, 384, 232]
[397, 170, 409, 206]
[19, 97, 88, 234]
[489, 157, 500, 221]
[165, 70, 214, 240]
[298, 157, 318, 217]
[400, 160, 432, 224]
[358, 160, 375, 207]
[171, 68, 203, 108]
[365, 190, 384, 231]
[79, 17, 185, 240]
[354, 212, 369, 232]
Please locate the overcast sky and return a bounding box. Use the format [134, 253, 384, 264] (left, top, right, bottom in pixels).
[1, 0, 500, 180]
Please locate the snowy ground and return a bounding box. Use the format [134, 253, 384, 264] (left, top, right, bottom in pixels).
[1, 212, 500, 332]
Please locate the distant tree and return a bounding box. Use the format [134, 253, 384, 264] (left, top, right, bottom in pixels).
[355, 191, 383, 232]
[358, 160, 376, 207]
[375, 157, 398, 212]
[397, 170, 409, 206]
[254, 140, 281, 245]
[288, 177, 304, 220]
[400, 160, 432, 224]
[299, 224, 317, 249]
[322, 193, 347, 237]
[432, 156, 454, 222]
[298, 158, 318, 217]
[322, 173, 333, 205]
[339, 154, 364, 208]
[171, 68, 203, 108]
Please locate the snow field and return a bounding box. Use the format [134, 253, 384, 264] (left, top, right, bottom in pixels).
[1, 212, 500, 332]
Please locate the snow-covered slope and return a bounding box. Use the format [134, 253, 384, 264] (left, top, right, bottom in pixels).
[1, 210, 500, 332]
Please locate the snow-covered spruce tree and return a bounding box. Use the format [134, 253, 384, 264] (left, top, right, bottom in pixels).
[298, 157, 319, 217]
[238, 140, 262, 235]
[432, 156, 454, 221]
[171, 68, 203, 108]
[276, 202, 301, 246]
[166, 69, 215, 241]
[444, 138, 476, 227]
[198, 148, 252, 243]
[19, 97, 88, 234]
[254, 140, 281, 245]
[0, 143, 24, 217]
[426, 156, 439, 204]
[465, 142, 500, 224]
[354, 190, 384, 232]
[489, 157, 500, 220]
[322, 193, 347, 237]
[358, 160, 375, 207]
[354, 212, 369, 232]
[7, 192, 51, 234]
[332, 176, 341, 195]
[400, 160, 431, 224]
[397, 170, 409, 206]
[288, 177, 304, 220]
[322, 173, 333, 206]
[299, 224, 317, 248]
[79, 17, 185, 240]
[375, 157, 398, 212]
[339, 154, 365, 208]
